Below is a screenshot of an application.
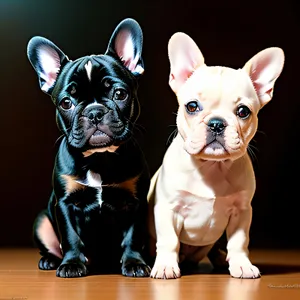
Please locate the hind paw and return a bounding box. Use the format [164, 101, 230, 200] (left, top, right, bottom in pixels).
[38, 254, 61, 270]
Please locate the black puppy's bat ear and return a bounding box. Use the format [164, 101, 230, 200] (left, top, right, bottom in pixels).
[105, 18, 144, 76]
[27, 37, 69, 94]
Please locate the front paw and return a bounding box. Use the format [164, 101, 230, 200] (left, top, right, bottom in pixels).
[150, 253, 181, 279]
[228, 254, 260, 279]
[122, 259, 151, 277]
[56, 261, 87, 278]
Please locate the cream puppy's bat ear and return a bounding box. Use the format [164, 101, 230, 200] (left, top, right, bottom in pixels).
[168, 32, 205, 94]
[243, 47, 285, 107]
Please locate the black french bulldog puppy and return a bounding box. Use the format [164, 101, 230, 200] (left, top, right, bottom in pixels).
[27, 18, 151, 278]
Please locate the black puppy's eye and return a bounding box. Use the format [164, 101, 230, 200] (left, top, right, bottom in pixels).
[236, 105, 251, 119]
[186, 101, 201, 114]
[113, 88, 128, 101]
[60, 98, 74, 110]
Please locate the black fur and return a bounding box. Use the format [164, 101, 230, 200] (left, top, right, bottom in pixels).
[27, 18, 151, 278]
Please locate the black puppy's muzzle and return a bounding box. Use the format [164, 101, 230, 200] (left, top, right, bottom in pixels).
[82, 103, 126, 139]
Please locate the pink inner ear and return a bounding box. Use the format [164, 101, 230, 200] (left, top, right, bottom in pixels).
[246, 49, 284, 103]
[168, 33, 205, 93]
[37, 46, 61, 92]
[115, 30, 138, 72]
[169, 54, 200, 93]
[252, 80, 273, 98]
[173, 62, 195, 82]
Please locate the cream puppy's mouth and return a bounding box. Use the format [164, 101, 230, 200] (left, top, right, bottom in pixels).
[184, 137, 228, 156]
[202, 140, 228, 155]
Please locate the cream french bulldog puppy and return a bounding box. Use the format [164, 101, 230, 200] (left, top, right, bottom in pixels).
[148, 32, 285, 279]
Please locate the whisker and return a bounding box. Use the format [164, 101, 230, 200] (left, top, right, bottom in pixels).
[256, 129, 267, 137]
[53, 122, 74, 147]
[134, 122, 146, 133]
[54, 134, 65, 147]
[247, 143, 259, 164]
[166, 126, 178, 146]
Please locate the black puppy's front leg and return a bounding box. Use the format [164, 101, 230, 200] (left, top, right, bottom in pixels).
[55, 200, 87, 278]
[121, 200, 151, 277]
[121, 225, 151, 277]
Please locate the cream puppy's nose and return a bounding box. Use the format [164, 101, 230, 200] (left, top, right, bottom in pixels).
[207, 117, 227, 135]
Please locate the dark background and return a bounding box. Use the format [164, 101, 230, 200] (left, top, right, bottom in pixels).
[0, 0, 298, 249]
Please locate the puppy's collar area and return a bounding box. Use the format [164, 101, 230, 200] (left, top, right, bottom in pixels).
[82, 145, 119, 157]
[196, 157, 233, 165]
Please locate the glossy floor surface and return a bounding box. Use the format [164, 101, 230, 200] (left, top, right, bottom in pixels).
[0, 248, 300, 300]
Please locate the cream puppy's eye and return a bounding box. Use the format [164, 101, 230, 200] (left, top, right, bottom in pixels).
[236, 105, 251, 119]
[185, 100, 202, 114]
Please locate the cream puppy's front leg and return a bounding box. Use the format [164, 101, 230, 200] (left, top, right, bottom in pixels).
[226, 205, 260, 278]
[150, 202, 183, 279]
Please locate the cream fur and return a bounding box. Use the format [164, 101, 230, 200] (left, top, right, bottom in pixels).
[148, 33, 284, 279]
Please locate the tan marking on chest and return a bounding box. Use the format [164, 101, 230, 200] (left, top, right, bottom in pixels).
[82, 145, 119, 157]
[104, 175, 140, 197]
[61, 175, 86, 194]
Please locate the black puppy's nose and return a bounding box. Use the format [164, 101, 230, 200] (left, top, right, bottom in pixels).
[84, 104, 109, 124]
[88, 111, 103, 123]
[208, 118, 227, 134]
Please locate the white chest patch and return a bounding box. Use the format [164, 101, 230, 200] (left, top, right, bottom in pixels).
[76, 170, 103, 206]
[85, 170, 102, 188]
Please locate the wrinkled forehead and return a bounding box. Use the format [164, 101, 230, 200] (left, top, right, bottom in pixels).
[178, 66, 259, 110]
[61, 55, 135, 87]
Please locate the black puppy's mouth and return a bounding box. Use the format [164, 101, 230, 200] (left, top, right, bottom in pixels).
[88, 129, 113, 146]
[69, 114, 132, 149]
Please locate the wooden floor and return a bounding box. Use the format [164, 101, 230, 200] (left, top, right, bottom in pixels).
[0, 248, 300, 300]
